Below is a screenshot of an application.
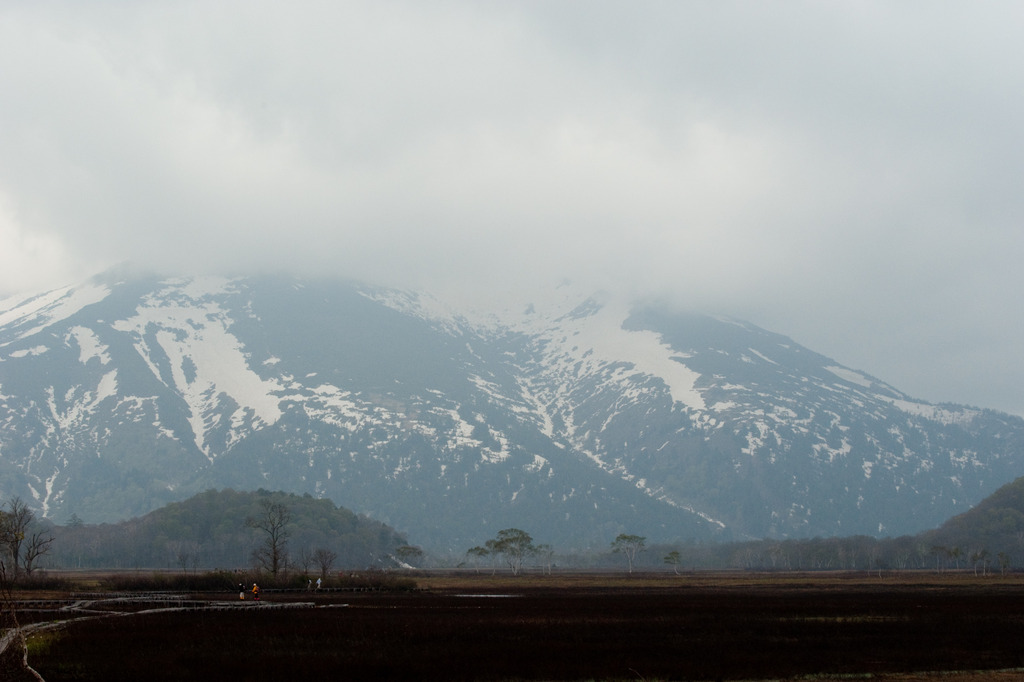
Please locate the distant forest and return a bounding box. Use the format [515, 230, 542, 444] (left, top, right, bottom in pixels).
[39, 489, 409, 571]
[597, 534, 1009, 575]
[10, 475, 1024, 574]
[566, 476, 1024, 574]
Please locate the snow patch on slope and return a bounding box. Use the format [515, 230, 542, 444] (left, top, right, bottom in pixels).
[45, 370, 119, 431]
[532, 296, 706, 411]
[112, 280, 284, 456]
[8, 346, 48, 358]
[0, 283, 111, 345]
[825, 365, 873, 388]
[69, 326, 111, 365]
[359, 286, 469, 336]
[877, 395, 980, 426]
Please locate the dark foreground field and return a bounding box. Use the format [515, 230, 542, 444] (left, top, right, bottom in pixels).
[13, 572, 1024, 681]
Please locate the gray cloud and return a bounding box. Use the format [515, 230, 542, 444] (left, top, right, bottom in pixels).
[2, 1, 1023, 414]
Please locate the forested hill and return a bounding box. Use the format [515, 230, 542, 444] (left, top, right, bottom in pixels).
[47, 489, 410, 570]
[920, 476, 1024, 561]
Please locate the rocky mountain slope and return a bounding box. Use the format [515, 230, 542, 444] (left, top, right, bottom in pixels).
[1, 270, 1022, 553]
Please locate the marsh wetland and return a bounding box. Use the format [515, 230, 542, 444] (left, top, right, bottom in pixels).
[6, 571, 1024, 681]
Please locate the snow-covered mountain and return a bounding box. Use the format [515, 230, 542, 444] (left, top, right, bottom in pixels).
[2, 270, 1022, 554]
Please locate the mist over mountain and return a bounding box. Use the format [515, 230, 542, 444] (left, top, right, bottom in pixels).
[1, 271, 1022, 555]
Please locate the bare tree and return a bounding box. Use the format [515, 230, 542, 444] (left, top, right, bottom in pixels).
[971, 549, 990, 576]
[296, 547, 315, 576]
[246, 499, 292, 577]
[0, 497, 35, 579]
[313, 548, 337, 580]
[0, 560, 46, 680]
[172, 541, 200, 575]
[535, 544, 554, 575]
[22, 531, 54, 576]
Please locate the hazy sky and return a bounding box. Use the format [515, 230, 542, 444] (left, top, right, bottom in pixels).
[2, 2, 1023, 416]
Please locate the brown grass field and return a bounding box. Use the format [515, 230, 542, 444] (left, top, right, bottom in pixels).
[7, 570, 1024, 681]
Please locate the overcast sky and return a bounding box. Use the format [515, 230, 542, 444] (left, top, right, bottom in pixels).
[2, 1, 1023, 416]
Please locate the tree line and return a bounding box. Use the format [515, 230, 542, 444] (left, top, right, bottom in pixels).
[9, 483, 1024, 578]
[2, 489, 409, 578]
[463, 530, 647, 575]
[460, 532, 1020, 575]
[0, 497, 54, 579]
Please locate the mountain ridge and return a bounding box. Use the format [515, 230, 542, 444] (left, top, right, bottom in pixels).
[1, 271, 1022, 554]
